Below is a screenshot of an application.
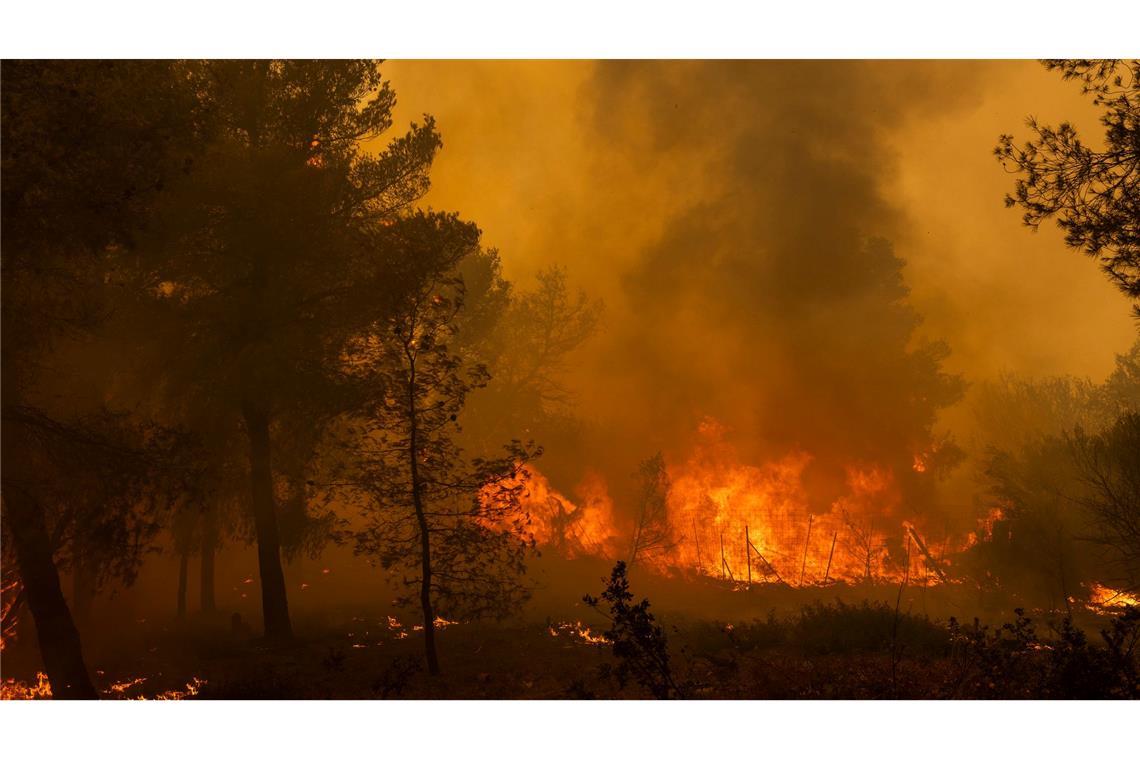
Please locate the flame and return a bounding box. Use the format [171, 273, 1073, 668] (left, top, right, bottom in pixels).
[412, 616, 460, 631]
[1087, 583, 1140, 609]
[656, 430, 932, 584]
[547, 620, 608, 645]
[0, 672, 52, 700]
[107, 676, 148, 693]
[964, 506, 1006, 549]
[149, 678, 207, 700]
[1, 578, 20, 652]
[506, 418, 954, 586]
[494, 466, 622, 559]
[1, 672, 207, 700]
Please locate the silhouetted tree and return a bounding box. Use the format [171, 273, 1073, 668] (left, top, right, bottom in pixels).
[328, 213, 539, 675]
[482, 267, 602, 419]
[628, 453, 673, 568]
[840, 510, 879, 583]
[139, 61, 441, 639]
[2, 61, 198, 697]
[458, 265, 603, 476]
[997, 60, 1140, 315]
[1103, 338, 1140, 415]
[977, 437, 1095, 610]
[1069, 413, 1140, 588]
[966, 342, 1140, 601]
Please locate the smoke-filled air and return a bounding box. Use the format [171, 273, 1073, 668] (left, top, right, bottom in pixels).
[2, 60, 1138, 700]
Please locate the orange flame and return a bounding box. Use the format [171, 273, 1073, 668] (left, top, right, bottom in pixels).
[505, 416, 960, 586]
[1087, 583, 1140, 610]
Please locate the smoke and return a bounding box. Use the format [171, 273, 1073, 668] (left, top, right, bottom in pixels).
[383, 60, 1138, 516]
[548, 62, 976, 514]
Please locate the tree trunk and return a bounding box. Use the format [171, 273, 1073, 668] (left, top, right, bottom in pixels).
[199, 506, 217, 613]
[4, 490, 98, 699]
[413, 495, 440, 676]
[176, 549, 189, 619]
[242, 402, 293, 640]
[407, 368, 440, 676]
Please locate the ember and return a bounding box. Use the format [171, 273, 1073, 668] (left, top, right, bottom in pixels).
[0, 673, 207, 701]
[547, 620, 608, 645]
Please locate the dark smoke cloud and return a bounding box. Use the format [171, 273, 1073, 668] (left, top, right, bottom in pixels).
[567, 62, 978, 508]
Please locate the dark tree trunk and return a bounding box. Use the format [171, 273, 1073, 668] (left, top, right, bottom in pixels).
[407, 369, 440, 676]
[414, 492, 440, 676]
[199, 506, 217, 613]
[241, 402, 293, 640]
[176, 549, 189, 619]
[4, 490, 98, 699]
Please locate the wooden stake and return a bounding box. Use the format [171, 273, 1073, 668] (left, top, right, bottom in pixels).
[799, 514, 814, 586]
[692, 518, 704, 574]
[823, 530, 837, 584]
[906, 524, 948, 583]
[745, 525, 752, 588]
[746, 536, 784, 585]
[865, 518, 874, 581]
[903, 531, 912, 586]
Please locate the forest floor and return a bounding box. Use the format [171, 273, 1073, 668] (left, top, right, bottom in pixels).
[3, 576, 1134, 699]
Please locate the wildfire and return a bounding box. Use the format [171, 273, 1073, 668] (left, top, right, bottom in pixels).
[493, 467, 621, 559]
[0, 672, 52, 700]
[386, 615, 409, 639]
[509, 417, 952, 586]
[0, 672, 207, 700]
[1, 578, 20, 652]
[964, 506, 1006, 548]
[107, 676, 148, 694]
[149, 678, 207, 700]
[412, 616, 460, 631]
[1087, 583, 1140, 610]
[547, 620, 608, 645]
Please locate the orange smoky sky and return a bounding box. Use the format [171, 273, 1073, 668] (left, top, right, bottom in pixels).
[383, 60, 1132, 366]
[378, 60, 1136, 495]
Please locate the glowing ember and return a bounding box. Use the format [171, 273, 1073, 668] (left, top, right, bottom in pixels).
[411, 616, 460, 631]
[150, 678, 207, 700]
[386, 615, 408, 639]
[547, 620, 608, 645]
[1, 578, 21, 652]
[0, 673, 207, 700]
[107, 676, 148, 694]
